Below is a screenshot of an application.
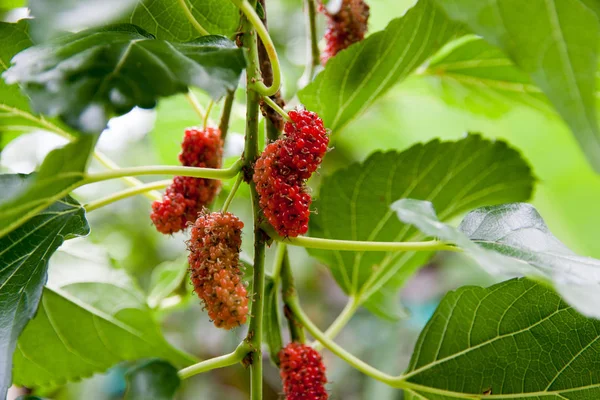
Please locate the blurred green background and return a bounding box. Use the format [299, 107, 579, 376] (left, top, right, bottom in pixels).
[2, 0, 599, 398]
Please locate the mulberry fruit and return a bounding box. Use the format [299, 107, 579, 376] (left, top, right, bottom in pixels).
[279, 342, 328, 400]
[320, 0, 370, 64]
[151, 127, 223, 234]
[188, 211, 249, 329]
[253, 109, 329, 237]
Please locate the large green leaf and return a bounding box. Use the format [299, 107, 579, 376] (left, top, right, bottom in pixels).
[12, 245, 195, 389]
[124, 359, 181, 400]
[0, 177, 89, 397]
[27, 0, 239, 42]
[402, 278, 600, 399]
[421, 36, 555, 117]
[0, 21, 78, 143]
[0, 135, 96, 238]
[298, 0, 463, 133]
[3, 24, 245, 133]
[309, 134, 535, 319]
[147, 257, 189, 309]
[392, 199, 600, 319]
[128, 0, 239, 41]
[0, 0, 24, 10]
[434, 0, 600, 172]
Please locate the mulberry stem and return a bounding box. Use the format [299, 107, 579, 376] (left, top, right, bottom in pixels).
[85, 180, 170, 212]
[178, 341, 252, 380]
[84, 159, 243, 183]
[261, 95, 291, 122]
[230, 0, 281, 97]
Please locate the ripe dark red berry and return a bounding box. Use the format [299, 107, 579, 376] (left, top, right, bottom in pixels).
[253, 109, 329, 237]
[151, 127, 223, 234]
[188, 211, 249, 330]
[279, 342, 328, 400]
[320, 0, 370, 64]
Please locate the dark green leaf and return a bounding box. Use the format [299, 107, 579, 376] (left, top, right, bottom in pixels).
[0, 21, 79, 146]
[421, 36, 555, 117]
[0, 135, 96, 238]
[3, 24, 245, 133]
[124, 359, 180, 400]
[16, 396, 44, 400]
[147, 257, 189, 309]
[0, 178, 89, 397]
[264, 276, 283, 366]
[12, 246, 196, 389]
[403, 278, 600, 399]
[128, 0, 240, 41]
[434, 0, 600, 172]
[309, 135, 534, 319]
[298, 0, 464, 132]
[392, 199, 600, 319]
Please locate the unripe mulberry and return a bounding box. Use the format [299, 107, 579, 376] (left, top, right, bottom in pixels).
[151, 127, 223, 234]
[253, 109, 329, 237]
[188, 211, 249, 329]
[279, 343, 328, 400]
[320, 0, 370, 64]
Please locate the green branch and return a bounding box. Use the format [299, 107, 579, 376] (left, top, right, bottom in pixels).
[273, 233, 460, 253]
[230, 0, 282, 97]
[84, 159, 243, 184]
[300, 0, 321, 86]
[313, 295, 360, 350]
[85, 180, 171, 212]
[222, 173, 243, 212]
[219, 91, 236, 141]
[261, 95, 291, 122]
[240, 3, 268, 398]
[178, 341, 252, 380]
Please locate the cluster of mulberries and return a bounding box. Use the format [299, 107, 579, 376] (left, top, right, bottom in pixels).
[253, 109, 329, 237]
[151, 127, 223, 234]
[320, 0, 370, 64]
[188, 211, 249, 330]
[279, 342, 328, 400]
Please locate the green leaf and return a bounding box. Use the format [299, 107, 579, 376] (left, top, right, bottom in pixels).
[28, 0, 139, 40]
[3, 24, 245, 133]
[402, 278, 600, 399]
[264, 276, 283, 366]
[0, 135, 96, 238]
[27, 0, 239, 42]
[147, 257, 189, 309]
[434, 0, 600, 172]
[392, 199, 600, 319]
[298, 0, 464, 132]
[0, 179, 89, 397]
[124, 359, 180, 400]
[0, 0, 25, 10]
[421, 36, 555, 117]
[0, 21, 79, 145]
[128, 0, 240, 41]
[309, 134, 535, 319]
[12, 246, 195, 389]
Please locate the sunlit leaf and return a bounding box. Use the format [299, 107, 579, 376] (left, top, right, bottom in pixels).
[434, 0, 600, 172]
[298, 0, 464, 132]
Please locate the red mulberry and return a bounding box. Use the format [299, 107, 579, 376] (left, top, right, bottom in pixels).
[320, 0, 370, 64]
[188, 211, 249, 330]
[253, 109, 329, 237]
[279, 343, 328, 400]
[151, 127, 223, 234]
